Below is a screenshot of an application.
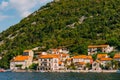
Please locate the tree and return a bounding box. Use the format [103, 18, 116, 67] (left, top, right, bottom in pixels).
[15, 64, 22, 69]
[67, 62, 76, 70]
[29, 63, 38, 70]
[105, 62, 112, 70]
[112, 60, 119, 70]
[86, 63, 91, 70]
[92, 53, 97, 61]
[107, 37, 120, 46]
[0, 0, 120, 69]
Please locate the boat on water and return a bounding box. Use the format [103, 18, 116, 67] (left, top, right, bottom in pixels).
[39, 70, 48, 72]
[5, 69, 12, 72]
[0, 69, 5, 72]
[0, 69, 12, 72]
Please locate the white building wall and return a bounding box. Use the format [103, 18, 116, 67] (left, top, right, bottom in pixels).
[52, 58, 59, 70]
[114, 59, 120, 61]
[38, 58, 59, 71]
[10, 61, 26, 70]
[73, 58, 84, 63]
[88, 45, 113, 55]
[84, 59, 90, 63]
[10, 58, 32, 70]
[28, 50, 34, 57]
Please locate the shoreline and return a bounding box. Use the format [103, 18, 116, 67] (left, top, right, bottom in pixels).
[12, 70, 120, 73]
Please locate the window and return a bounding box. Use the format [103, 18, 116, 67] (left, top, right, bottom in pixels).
[54, 59, 58, 63]
[93, 63, 97, 66]
[23, 52, 29, 56]
[44, 64, 47, 66]
[47, 59, 51, 61]
[54, 64, 57, 68]
[47, 63, 50, 66]
[44, 59, 47, 61]
[40, 59, 42, 61]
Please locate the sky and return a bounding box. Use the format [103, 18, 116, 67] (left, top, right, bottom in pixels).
[0, 0, 53, 32]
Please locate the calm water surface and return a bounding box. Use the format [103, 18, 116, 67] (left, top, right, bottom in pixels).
[0, 72, 120, 80]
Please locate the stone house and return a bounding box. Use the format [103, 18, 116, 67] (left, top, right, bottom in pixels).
[88, 45, 113, 55]
[10, 50, 34, 70]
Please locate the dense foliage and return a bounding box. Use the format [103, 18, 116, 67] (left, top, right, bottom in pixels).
[29, 63, 38, 70]
[0, 0, 120, 68]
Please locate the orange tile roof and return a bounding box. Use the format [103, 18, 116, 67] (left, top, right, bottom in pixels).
[96, 60, 101, 63]
[88, 45, 109, 48]
[100, 58, 112, 61]
[50, 49, 61, 52]
[97, 54, 108, 59]
[61, 53, 69, 57]
[75, 62, 85, 65]
[51, 49, 57, 51]
[86, 56, 92, 59]
[39, 54, 59, 59]
[59, 61, 62, 65]
[114, 54, 120, 59]
[67, 58, 72, 61]
[12, 55, 29, 62]
[24, 50, 31, 52]
[79, 62, 85, 65]
[73, 55, 92, 59]
[73, 55, 86, 58]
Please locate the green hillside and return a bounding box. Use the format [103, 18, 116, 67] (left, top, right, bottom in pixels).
[0, 0, 120, 68]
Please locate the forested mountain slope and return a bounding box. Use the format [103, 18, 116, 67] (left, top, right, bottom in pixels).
[0, 0, 120, 68]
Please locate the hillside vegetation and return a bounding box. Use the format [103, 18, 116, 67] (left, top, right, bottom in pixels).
[0, 0, 120, 68]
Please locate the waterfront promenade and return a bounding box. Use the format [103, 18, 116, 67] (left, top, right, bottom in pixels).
[12, 69, 120, 73]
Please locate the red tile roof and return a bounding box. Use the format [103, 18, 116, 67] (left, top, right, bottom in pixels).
[96, 60, 101, 63]
[97, 54, 108, 59]
[78, 62, 85, 65]
[24, 50, 31, 52]
[73, 55, 92, 59]
[11, 55, 30, 62]
[39, 54, 59, 59]
[88, 45, 109, 48]
[114, 54, 120, 59]
[67, 58, 72, 61]
[59, 61, 62, 65]
[100, 58, 112, 61]
[61, 53, 69, 57]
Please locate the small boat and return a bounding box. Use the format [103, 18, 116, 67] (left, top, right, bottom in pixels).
[5, 69, 12, 72]
[0, 69, 5, 72]
[40, 70, 46, 72]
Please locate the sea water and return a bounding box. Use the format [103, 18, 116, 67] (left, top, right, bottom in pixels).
[0, 72, 120, 80]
